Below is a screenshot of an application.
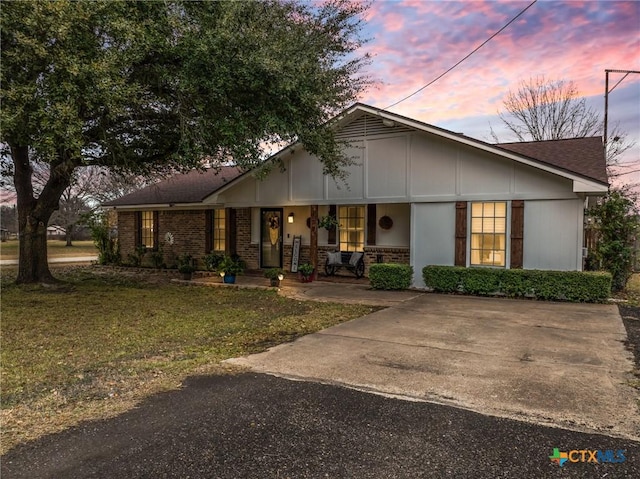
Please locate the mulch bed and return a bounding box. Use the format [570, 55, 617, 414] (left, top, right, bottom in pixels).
[619, 304, 640, 384]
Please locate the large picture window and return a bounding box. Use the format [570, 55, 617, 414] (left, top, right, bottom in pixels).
[139, 211, 156, 249]
[339, 205, 365, 252]
[470, 202, 506, 267]
[213, 209, 226, 252]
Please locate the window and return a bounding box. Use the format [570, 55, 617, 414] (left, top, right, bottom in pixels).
[139, 211, 156, 249]
[213, 209, 225, 252]
[470, 202, 506, 267]
[339, 205, 365, 252]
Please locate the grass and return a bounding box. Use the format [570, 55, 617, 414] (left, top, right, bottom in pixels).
[1, 267, 378, 453]
[0, 239, 98, 260]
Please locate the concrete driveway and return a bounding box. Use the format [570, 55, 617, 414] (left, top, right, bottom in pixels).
[229, 293, 640, 440]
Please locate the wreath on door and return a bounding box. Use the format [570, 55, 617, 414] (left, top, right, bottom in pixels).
[268, 215, 279, 246]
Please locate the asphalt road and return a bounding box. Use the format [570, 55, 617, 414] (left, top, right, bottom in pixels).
[2, 373, 638, 479]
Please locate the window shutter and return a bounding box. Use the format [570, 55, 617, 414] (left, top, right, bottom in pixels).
[226, 207, 236, 255]
[455, 202, 467, 266]
[510, 201, 524, 269]
[367, 204, 377, 246]
[152, 211, 159, 250]
[328, 204, 337, 244]
[205, 210, 213, 253]
[134, 211, 141, 247]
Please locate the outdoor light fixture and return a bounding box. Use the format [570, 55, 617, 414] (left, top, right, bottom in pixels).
[278, 274, 284, 281]
[288, 212, 294, 223]
[220, 271, 225, 277]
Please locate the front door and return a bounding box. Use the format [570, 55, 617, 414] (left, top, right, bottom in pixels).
[260, 208, 283, 269]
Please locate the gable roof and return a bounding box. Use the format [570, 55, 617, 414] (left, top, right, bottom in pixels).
[105, 103, 608, 208]
[334, 103, 607, 186]
[496, 137, 607, 184]
[103, 166, 243, 207]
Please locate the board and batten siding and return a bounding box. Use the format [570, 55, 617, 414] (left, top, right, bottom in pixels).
[218, 127, 579, 208]
[522, 199, 584, 271]
[411, 202, 456, 288]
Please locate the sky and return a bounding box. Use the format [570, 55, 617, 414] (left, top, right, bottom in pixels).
[356, 0, 640, 185]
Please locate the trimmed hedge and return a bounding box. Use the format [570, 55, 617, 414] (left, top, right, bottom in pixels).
[422, 265, 612, 303]
[369, 263, 413, 290]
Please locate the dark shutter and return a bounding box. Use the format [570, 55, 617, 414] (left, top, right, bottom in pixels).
[226, 208, 237, 255]
[134, 211, 141, 247]
[205, 210, 213, 253]
[454, 202, 467, 267]
[367, 204, 377, 246]
[510, 201, 524, 269]
[328, 204, 337, 245]
[152, 211, 159, 251]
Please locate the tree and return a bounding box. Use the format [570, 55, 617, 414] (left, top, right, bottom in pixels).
[1, 0, 371, 283]
[587, 188, 639, 292]
[492, 76, 634, 169]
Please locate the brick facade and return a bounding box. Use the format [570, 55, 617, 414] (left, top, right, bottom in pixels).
[118, 209, 210, 267]
[117, 211, 137, 259]
[234, 208, 259, 270]
[118, 207, 410, 275]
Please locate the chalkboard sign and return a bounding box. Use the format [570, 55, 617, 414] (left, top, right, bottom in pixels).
[291, 236, 301, 273]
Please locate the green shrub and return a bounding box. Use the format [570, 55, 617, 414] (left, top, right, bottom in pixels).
[369, 263, 413, 290]
[85, 211, 120, 265]
[421, 265, 611, 303]
[463, 267, 503, 295]
[422, 265, 466, 293]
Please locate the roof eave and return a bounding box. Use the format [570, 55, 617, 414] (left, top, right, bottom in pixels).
[345, 104, 608, 187]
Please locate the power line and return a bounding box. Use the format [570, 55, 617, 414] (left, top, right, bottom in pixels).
[384, 0, 538, 110]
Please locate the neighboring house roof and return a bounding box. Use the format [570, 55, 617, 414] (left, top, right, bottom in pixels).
[496, 137, 607, 184]
[103, 166, 243, 207]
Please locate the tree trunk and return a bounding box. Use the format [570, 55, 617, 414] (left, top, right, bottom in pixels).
[65, 225, 74, 247]
[18, 216, 55, 284]
[12, 144, 76, 284]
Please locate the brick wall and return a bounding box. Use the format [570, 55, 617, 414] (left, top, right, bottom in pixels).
[159, 210, 207, 263]
[235, 208, 259, 270]
[117, 209, 208, 267]
[117, 211, 136, 260]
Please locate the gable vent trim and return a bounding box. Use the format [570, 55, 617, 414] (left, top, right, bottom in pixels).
[335, 114, 413, 140]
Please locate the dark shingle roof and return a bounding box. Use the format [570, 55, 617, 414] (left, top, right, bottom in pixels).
[104, 135, 607, 208]
[103, 166, 243, 207]
[496, 136, 607, 184]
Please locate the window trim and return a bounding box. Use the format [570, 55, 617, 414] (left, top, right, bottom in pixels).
[467, 201, 510, 269]
[206, 209, 226, 253]
[136, 210, 158, 251]
[338, 205, 365, 252]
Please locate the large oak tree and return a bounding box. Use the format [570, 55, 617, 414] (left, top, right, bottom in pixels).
[1, 0, 371, 283]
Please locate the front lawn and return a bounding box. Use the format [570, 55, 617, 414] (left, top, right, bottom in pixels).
[0, 240, 98, 260]
[1, 267, 377, 453]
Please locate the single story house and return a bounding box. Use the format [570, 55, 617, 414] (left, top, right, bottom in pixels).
[104, 103, 608, 287]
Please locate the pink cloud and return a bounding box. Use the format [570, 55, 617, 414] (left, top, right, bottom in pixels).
[359, 0, 640, 130]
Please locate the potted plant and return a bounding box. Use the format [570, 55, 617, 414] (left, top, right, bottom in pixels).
[218, 254, 244, 284]
[264, 268, 285, 287]
[298, 262, 315, 283]
[318, 215, 339, 231]
[204, 251, 224, 272]
[177, 254, 195, 280]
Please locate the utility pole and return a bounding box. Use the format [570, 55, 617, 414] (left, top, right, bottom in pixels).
[604, 69, 640, 151]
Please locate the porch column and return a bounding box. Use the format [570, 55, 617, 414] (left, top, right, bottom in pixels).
[310, 205, 318, 278]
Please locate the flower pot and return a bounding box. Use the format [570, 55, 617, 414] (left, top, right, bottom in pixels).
[270, 278, 280, 287]
[223, 274, 236, 284]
